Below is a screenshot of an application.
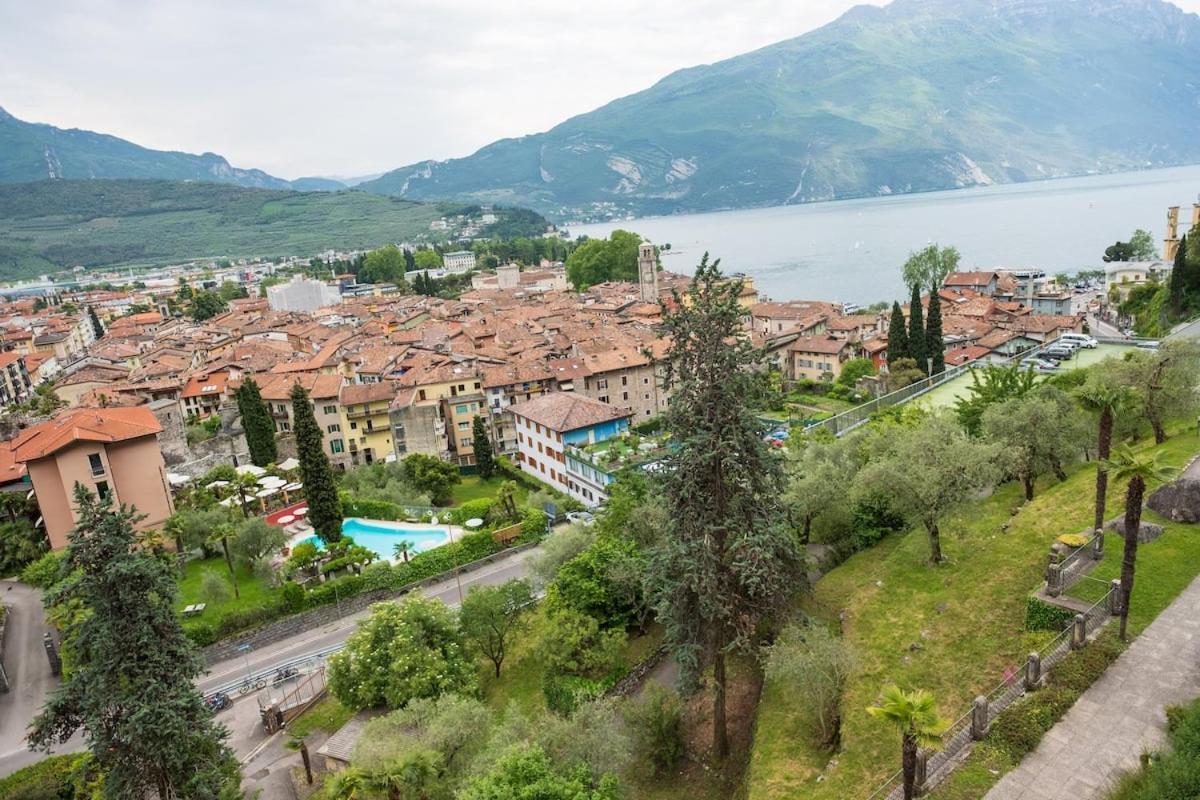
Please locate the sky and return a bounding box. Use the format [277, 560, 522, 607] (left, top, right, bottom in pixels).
[0, 0, 892, 180]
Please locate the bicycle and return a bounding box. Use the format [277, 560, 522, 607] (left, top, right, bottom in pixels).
[238, 675, 267, 695]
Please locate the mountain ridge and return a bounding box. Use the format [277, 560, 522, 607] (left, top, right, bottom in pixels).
[359, 0, 1200, 217]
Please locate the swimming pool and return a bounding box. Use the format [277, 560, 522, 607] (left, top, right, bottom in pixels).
[303, 518, 453, 561]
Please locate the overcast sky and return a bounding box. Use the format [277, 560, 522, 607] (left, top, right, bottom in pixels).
[3, 0, 1199, 181]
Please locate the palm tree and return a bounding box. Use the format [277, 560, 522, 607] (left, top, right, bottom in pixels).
[369, 752, 441, 800]
[233, 472, 260, 518]
[496, 480, 518, 520]
[867, 685, 944, 800]
[209, 520, 240, 599]
[1105, 445, 1176, 640]
[326, 767, 370, 799]
[1076, 380, 1132, 533]
[393, 540, 414, 563]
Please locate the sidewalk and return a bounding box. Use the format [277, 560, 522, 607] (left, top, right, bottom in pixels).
[984, 573, 1200, 800]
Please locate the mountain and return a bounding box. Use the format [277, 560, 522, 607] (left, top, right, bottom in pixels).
[0, 180, 441, 279]
[360, 0, 1200, 217]
[0, 107, 347, 191]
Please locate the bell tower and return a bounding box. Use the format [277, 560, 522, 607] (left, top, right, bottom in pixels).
[1165, 206, 1180, 263]
[638, 242, 658, 303]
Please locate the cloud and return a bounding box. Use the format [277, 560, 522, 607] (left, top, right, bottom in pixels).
[2, 0, 1198, 179]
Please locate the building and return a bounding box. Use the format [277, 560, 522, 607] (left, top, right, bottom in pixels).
[259, 374, 347, 464]
[508, 392, 631, 507]
[943, 272, 1000, 296]
[442, 251, 477, 273]
[788, 336, 857, 382]
[180, 370, 232, 419]
[1104, 261, 1172, 302]
[13, 407, 175, 550]
[389, 365, 486, 466]
[0, 352, 33, 408]
[266, 276, 341, 313]
[338, 381, 397, 466]
[637, 243, 659, 303]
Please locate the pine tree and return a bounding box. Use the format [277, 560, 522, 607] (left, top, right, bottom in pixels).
[887, 301, 909, 365]
[648, 254, 801, 759]
[472, 415, 495, 479]
[925, 285, 945, 375]
[907, 283, 927, 374]
[236, 378, 278, 467]
[86, 306, 104, 340]
[29, 486, 241, 798]
[291, 382, 343, 544]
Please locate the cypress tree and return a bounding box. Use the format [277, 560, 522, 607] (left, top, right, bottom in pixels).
[236, 377, 278, 467]
[29, 486, 241, 797]
[887, 301, 909, 365]
[1177, 232, 1197, 306]
[291, 382, 343, 544]
[87, 306, 104, 340]
[472, 415, 495, 479]
[925, 285, 945, 375]
[908, 283, 927, 374]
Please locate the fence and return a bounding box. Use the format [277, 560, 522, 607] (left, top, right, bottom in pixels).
[1045, 530, 1104, 598]
[864, 583, 1117, 799]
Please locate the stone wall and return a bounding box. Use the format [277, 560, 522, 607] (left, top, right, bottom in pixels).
[0, 604, 10, 693]
[201, 542, 538, 666]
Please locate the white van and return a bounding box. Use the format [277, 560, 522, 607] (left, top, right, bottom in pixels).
[1058, 333, 1098, 349]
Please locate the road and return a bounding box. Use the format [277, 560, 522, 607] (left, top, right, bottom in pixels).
[0, 545, 539, 781]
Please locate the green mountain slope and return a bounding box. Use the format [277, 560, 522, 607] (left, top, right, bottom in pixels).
[0, 107, 345, 191]
[0, 180, 444, 279]
[361, 0, 1200, 217]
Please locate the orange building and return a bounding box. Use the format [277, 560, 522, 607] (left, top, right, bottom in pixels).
[13, 407, 174, 549]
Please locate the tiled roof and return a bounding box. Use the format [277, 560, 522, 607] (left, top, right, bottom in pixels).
[944, 271, 998, 286]
[789, 336, 853, 355]
[339, 381, 398, 406]
[508, 392, 631, 433]
[13, 406, 162, 462]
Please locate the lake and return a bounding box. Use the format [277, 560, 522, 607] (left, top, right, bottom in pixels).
[569, 165, 1200, 304]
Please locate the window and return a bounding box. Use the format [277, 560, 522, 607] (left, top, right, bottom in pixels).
[456, 404, 468, 415]
[95, 481, 110, 499]
[518, 432, 524, 444]
[461, 437, 472, 447]
[458, 384, 466, 392]
[331, 440, 344, 454]
[643, 377, 649, 385]
[323, 405, 337, 415]
[474, 382, 481, 390]
[326, 424, 341, 433]
[276, 404, 286, 413]
[88, 453, 104, 476]
[537, 442, 544, 453]
[550, 468, 557, 481]
[622, 392, 628, 401]
[350, 421, 358, 430]
[458, 421, 469, 430]
[599, 395, 609, 404]
[596, 379, 608, 389]
[419, 389, 427, 401]
[621, 376, 627, 386]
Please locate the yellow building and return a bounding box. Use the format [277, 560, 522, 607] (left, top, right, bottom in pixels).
[391, 364, 487, 466]
[338, 381, 398, 466]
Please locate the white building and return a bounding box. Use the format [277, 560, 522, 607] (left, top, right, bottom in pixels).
[1104, 260, 1171, 302]
[266, 275, 341, 313]
[443, 251, 477, 273]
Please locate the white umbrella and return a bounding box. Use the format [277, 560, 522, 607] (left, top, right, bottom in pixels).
[206, 480, 230, 490]
[282, 482, 303, 492]
[256, 487, 280, 498]
[235, 464, 266, 477]
[278, 458, 300, 471]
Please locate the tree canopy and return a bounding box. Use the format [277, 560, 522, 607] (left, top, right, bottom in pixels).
[901, 244, 960, 291]
[235, 377, 277, 467]
[565, 230, 645, 290]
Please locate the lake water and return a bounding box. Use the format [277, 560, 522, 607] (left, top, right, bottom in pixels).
[569, 165, 1200, 304]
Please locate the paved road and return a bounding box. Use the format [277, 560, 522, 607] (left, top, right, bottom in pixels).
[0, 545, 539, 781]
[984, 572, 1200, 800]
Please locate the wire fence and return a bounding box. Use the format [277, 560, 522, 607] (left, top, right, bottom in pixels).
[864, 585, 1116, 798]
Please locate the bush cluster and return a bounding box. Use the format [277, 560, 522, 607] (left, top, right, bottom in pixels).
[1023, 596, 1077, 632]
[0, 753, 92, 800]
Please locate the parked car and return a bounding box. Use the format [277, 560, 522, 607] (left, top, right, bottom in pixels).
[566, 511, 596, 527]
[1019, 357, 1059, 373]
[1059, 333, 1098, 349]
[1043, 344, 1076, 360]
[1135, 340, 1161, 351]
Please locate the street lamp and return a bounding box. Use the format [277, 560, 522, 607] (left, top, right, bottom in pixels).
[435, 514, 466, 605]
[237, 643, 253, 685]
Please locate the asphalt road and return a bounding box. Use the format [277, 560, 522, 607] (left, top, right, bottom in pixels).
[0, 545, 540, 780]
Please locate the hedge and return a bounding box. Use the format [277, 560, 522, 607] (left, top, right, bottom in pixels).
[1106, 696, 1200, 799]
[1023, 596, 1077, 632]
[340, 495, 406, 521]
[0, 753, 90, 800]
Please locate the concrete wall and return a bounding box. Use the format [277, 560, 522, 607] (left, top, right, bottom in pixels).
[107, 437, 175, 531]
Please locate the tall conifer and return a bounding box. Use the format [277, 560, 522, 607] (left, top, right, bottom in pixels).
[291, 382, 343, 544]
[236, 377, 278, 467]
[908, 283, 927, 374]
[925, 285, 945, 375]
[887, 301, 909, 365]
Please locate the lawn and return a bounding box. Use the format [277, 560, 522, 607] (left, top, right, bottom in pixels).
[450, 475, 529, 506]
[285, 696, 354, 747]
[176, 556, 274, 619]
[746, 427, 1199, 800]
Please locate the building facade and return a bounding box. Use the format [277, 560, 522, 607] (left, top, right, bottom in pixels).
[267, 276, 342, 313]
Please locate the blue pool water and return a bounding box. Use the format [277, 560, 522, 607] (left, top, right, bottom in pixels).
[303, 518, 452, 560]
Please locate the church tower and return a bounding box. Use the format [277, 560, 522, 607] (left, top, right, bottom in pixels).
[638, 242, 659, 303]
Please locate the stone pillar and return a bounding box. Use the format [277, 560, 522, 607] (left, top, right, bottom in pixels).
[1071, 614, 1087, 649]
[1046, 563, 1063, 597]
[1108, 579, 1123, 615]
[1025, 652, 1041, 690]
[971, 696, 990, 740]
[1092, 528, 1104, 560]
[914, 748, 929, 797]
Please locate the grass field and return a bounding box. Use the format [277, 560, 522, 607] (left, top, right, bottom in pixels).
[176, 556, 274, 619]
[746, 427, 1199, 800]
[450, 475, 528, 507]
[285, 696, 355, 748]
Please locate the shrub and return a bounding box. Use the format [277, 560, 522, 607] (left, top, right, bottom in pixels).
[0, 753, 91, 800]
[183, 622, 217, 647]
[20, 551, 65, 589]
[540, 608, 626, 678]
[280, 581, 306, 612]
[214, 603, 284, 638]
[850, 491, 906, 553]
[200, 570, 233, 604]
[450, 498, 495, 525]
[340, 495, 405, 521]
[520, 507, 549, 540]
[625, 684, 684, 773]
[360, 561, 396, 591]
[542, 672, 610, 716]
[762, 622, 855, 749]
[1023, 596, 1076, 632]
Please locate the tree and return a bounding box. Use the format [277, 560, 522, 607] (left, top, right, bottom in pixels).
[328, 596, 475, 710]
[86, 306, 104, 340]
[28, 486, 240, 799]
[190, 290, 228, 321]
[0, 518, 47, 577]
[292, 382, 343, 543]
[887, 302, 909, 365]
[1128, 229, 1158, 261]
[546, 536, 644, 628]
[401, 454, 461, 506]
[647, 254, 801, 758]
[1106, 446, 1175, 640]
[353, 694, 491, 779]
[459, 745, 619, 800]
[393, 539, 414, 563]
[472, 416, 495, 479]
[925, 286, 945, 375]
[217, 281, 247, 301]
[887, 357, 926, 390]
[953, 363, 1040, 436]
[236, 377, 278, 467]
[1104, 240, 1136, 262]
[907, 284, 927, 374]
[565, 230, 644, 289]
[855, 415, 1001, 563]
[1075, 376, 1133, 532]
[164, 506, 231, 557]
[210, 520, 240, 599]
[764, 622, 855, 748]
[413, 249, 443, 271]
[867, 686, 944, 800]
[785, 437, 857, 545]
[1114, 340, 1200, 444]
[1168, 232, 1189, 313]
[901, 244, 960, 292]
[459, 579, 535, 677]
[837, 357, 876, 388]
[360, 244, 408, 284]
[231, 517, 287, 566]
[625, 685, 684, 774]
[981, 395, 1083, 500]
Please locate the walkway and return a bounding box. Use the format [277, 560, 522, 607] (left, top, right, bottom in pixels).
[984, 573, 1200, 800]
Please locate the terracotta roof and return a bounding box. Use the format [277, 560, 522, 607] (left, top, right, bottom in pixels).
[789, 336, 853, 355]
[181, 371, 230, 399]
[0, 441, 27, 484]
[508, 392, 631, 433]
[944, 271, 999, 286]
[13, 406, 162, 462]
[339, 381, 398, 406]
[945, 345, 992, 366]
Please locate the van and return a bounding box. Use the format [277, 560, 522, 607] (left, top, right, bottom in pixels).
[1058, 333, 1098, 349]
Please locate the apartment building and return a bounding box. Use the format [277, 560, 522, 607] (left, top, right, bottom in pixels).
[258, 373, 347, 465]
[180, 370, 232, 419]
[0, 352, 33, 408]
[390, 364, 486, 466]
[548, 346, 668, 421]
[13, 407, 174, 549]
[481, 362, 557, 456]
[339, 381, 397, 466]
[788, 336, 858, 382]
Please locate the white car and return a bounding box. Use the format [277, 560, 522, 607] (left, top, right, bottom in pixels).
[1058, 333, 1098, 349]
[1019, 357, 1059, 373]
